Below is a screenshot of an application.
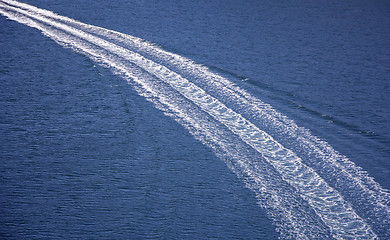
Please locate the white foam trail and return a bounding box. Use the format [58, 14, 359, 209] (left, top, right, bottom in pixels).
[0, 8, 320, 239]
[1, 0, 388, 238]
[54, 4, 390, 237]
[16, 0, 390, 219]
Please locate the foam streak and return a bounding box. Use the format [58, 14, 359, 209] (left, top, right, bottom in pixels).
[2, 0, 388, 238]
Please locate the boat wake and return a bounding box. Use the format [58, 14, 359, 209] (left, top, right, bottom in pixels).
[1, 0, 389, 238]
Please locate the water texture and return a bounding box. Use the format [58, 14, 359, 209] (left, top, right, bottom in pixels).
[1, 0, 389, 239]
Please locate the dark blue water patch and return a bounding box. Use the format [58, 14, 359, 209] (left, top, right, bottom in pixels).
[0, 16, 278, 239]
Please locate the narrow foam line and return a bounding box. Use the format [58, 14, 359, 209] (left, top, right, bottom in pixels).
[0, 1, 379, 239]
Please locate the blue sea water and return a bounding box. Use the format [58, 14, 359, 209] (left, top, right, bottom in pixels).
[0, 0, 389, 239]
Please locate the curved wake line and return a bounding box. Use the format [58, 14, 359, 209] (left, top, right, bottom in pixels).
[1, 0, 388, 238]
[68, 7, 390, 237]
[36, 0, 390, 220]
